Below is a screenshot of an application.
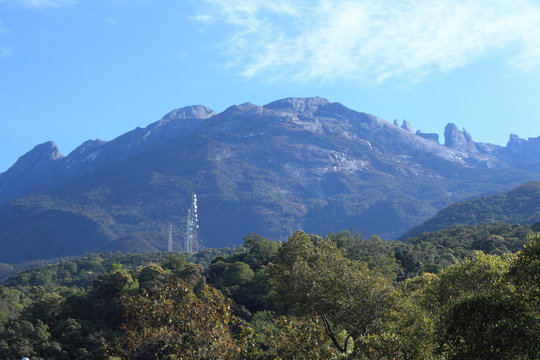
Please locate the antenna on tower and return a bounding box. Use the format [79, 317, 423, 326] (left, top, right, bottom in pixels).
[167, 223, 173, 253]
[184, 193, 200, 253]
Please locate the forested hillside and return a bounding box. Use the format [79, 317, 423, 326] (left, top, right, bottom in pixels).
[2, 227, 539, 359]
[404, 181, 540, 238]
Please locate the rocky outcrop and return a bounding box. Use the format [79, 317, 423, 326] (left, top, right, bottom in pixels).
[6, 141, 63, 175]
[506, 134, 540, 161]
[416, 130, 439, 143]
[162, 105, 215, 121]
[401, 120, 414, 133]
[264, 96, 330, 112]
[444, 123, 478, 153]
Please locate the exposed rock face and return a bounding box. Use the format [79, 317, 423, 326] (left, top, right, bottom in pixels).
[416, 131, 439, 143]
[444, 123, 478, 152]
[65, 139, 107, 165]
[8, 141, 63, 174]
[463, 128, 473, 142]
[508, 134, 527, 153]
[507, 134, 540, 162]
[162, 105, 215, 121]
[401, 120, 414, 132]
[264, 96, 330, 112]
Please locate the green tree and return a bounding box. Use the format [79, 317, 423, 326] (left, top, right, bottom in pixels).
[160, 253, 187, 273]
[406, 250, 540, 359]
[269, 231, 395, 354]
[240, 233, 279, 270]
[91, 267, 136, 300]
[109, 277, 255, 360]
[264, 315, 337, 359]
[508, 232, 540, 305]
[438, 294, 540, 360]
[207, 234, 277, 313]
[221, 261, 255, 286]
[418, 251, 512, 314]
[0, 319, 60, 359]
[327, 231, 400, 280]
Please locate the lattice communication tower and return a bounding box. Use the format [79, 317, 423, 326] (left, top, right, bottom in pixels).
[184, 193, 200, 253]
[167, 224, 174, 252]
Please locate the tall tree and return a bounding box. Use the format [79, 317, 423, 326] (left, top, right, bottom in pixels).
[108, 277, 255, 360]
[269, 231, 395, 353]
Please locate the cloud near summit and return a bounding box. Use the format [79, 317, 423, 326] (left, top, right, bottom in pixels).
[198, 0, 540, 83]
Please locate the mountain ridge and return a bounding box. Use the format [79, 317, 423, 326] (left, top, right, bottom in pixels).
[4, 97, 540, 194]
[2, 97, 540, 263]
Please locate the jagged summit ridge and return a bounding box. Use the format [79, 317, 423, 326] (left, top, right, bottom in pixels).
[2, 96, 540, 206]
[3, 97, 540, 177]
[444, 123, 477, 152]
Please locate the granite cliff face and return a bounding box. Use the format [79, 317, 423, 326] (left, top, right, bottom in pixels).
[1, 97, 540, 262]
[506, 134, 540, 162]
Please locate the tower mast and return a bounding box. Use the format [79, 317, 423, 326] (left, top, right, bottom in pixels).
[184, 193, 200, 253]
[167, 223, 173, 252]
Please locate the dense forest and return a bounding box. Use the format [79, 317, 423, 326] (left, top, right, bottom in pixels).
[403, 181, 540, 238]
[1, 225, 540, 359]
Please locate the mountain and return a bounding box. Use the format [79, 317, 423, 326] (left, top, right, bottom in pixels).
[402, 182, 540, 238]
[2, 97, 540, 263]
[0, 105, 215, 204]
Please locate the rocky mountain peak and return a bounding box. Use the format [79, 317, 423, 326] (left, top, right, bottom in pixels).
[264, 97, 330, 112]
[162, 105, 215, 121]
[6, 141, 63, 174]
[444, 123, 477, 152]
[19, 141, 62, 161]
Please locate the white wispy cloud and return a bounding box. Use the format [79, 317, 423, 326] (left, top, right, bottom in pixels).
[0, 47, 12, 57]
[0, 0, 77, 9]
[198, 0, 540, 83]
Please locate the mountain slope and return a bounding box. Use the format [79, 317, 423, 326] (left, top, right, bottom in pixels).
[402, 182, 540, 238]
[0, 105, 214, 204]
[2, 97, 540, 263]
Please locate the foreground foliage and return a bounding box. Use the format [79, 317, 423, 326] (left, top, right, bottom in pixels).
[1, 230, 540, 359]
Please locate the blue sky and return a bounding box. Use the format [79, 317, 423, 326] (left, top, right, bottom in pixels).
[1, 0, 540, 172]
